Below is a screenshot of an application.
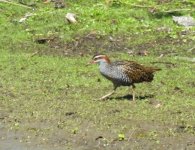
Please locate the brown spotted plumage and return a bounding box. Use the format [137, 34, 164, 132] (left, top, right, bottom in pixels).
[116, 61, 160, 83]
[91, 54, 161, 101]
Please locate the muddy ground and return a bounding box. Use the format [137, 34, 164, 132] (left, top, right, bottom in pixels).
[32, 31, 195, 57]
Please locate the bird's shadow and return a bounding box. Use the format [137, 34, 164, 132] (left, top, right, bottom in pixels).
[108, 94, 154, 101]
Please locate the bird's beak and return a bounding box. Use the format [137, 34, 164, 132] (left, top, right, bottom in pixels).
[86, 60, 95, 66]
[90, 60, 96, 64]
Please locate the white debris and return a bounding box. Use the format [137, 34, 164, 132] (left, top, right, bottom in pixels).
[173, 16, 195, 27]
[19, 13, 34, 23]
[65, 13, 77, 24]
[19, 17, 27, 23]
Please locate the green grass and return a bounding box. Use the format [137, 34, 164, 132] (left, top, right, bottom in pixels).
[0, 0, 195, 149]
[0, 51, 195, 148]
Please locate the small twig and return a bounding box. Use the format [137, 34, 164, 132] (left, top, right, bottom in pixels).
[0, 0, 32, 9]
[174, 56, 195, 63]
[130, 4, 153, 8]
[161, 8, 191, 13]
[187, 46, 195, 52]
[29, 51, 39, 57]
[151, 61, 176, 65]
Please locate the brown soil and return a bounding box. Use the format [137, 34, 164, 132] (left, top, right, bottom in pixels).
[1, 121, 195, 150]
[34, 32, 188, 57]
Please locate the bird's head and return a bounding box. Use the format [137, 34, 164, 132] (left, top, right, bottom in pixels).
[91, 54, 111, 65]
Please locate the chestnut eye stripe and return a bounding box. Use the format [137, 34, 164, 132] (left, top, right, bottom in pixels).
[93, 55, 105, 60]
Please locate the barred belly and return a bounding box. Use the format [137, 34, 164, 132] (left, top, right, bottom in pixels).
[100, 65, 132, 87]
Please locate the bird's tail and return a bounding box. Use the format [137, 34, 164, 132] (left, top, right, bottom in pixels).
[153, 67, 161, 72]
[144, 67, 161, 82]
[147, 67, 161, 73]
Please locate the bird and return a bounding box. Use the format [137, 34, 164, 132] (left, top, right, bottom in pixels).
[91, 54, 161, 101]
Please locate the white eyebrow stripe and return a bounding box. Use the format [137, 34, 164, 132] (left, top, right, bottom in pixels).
[94, 55, 105, 59]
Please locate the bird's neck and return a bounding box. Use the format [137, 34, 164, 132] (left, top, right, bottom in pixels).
[99, 61, 110, 67]
[99, 61, 112, 73]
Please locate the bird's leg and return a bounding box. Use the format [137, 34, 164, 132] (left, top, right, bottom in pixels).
[132, 84, 136, 101]
[99, 86, 117, 100]
[99, 90, 115, 100]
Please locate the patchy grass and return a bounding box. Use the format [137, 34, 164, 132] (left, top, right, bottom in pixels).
[0, 0, 195, 149]
[1, 0, 195, 56]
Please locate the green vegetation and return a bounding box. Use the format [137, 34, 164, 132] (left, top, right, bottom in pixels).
[0, 0, 195, 149]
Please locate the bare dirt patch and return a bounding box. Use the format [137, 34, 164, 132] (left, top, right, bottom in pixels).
[34, 32, 190, 57]
[36, 33, 129, 56]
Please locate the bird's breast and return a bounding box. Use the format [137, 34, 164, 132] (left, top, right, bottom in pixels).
[99, 64, 132, 86]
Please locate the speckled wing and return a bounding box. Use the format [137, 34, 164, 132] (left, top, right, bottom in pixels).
[113, 61, 159, 83]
